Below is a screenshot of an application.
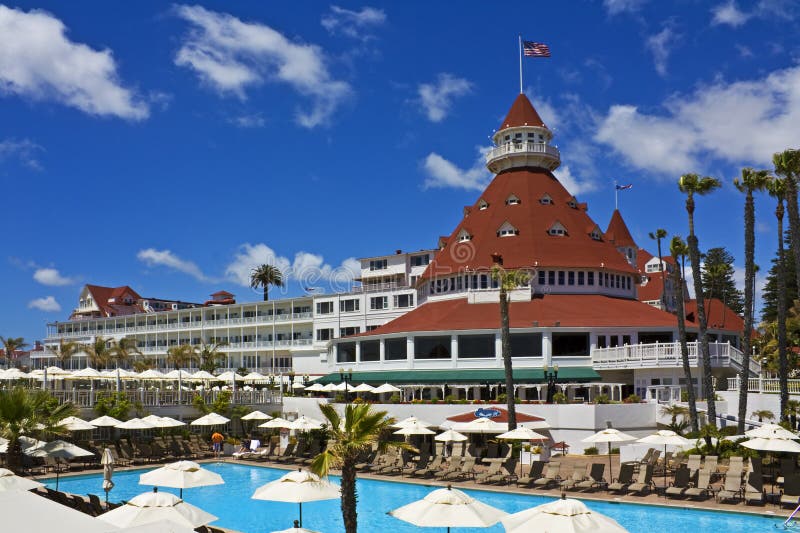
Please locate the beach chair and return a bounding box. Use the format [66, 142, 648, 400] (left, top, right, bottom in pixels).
[449, 457, 477, 481]
[560, 464, 590, 490]
[294, 440, 320, 464]
[575, 463, 606, 491]
[608, 463, 635, 493]
[434, 456, 463, 479]
[272, 443, 296, 463]
[703, 456, 719, 481]
[744, 471, 764, 505]
[684, 469, 714, 500]
[475, 460, 504, 484]
[665, 466, 692, 498]
[355, 450, 379, 471]
[516, 460, 545, 487]
[377, 454, 404, 475]
[481, 458, 517, 485]
[627, 464, 654, 495]
[413, 455, 443, 477]
[88, 494, 106, 515]
[402, 453, 430, 476]
[781, 474, 800, 508]
[716, 470, 744, 503]
[533, 461, 561, 488]
[686, 455, 702, 477]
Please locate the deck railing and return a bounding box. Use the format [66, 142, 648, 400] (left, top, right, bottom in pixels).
[592, 341, 758, 374]
[726, 377, 800, 394]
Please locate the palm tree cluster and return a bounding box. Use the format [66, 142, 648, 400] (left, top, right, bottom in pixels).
[0, 336, 29, 369]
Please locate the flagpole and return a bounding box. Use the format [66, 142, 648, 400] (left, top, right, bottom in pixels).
[614, 180, 618, 210]
[518, 34, 523, 94]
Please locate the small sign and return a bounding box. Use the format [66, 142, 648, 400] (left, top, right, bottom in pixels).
[474, 408, 501, 419]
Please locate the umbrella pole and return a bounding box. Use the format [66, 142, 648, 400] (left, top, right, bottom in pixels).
[608, 442, 612, 482]
[299, 502, 303, 527]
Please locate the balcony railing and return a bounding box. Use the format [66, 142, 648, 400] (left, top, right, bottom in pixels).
[48, 389, 278, 408]
[592, 341, 758, 374]
[727, 377, 800, 395]
[485, 142, 561, 163]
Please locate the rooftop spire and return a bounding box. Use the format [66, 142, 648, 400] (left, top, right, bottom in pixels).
[498, 93, 546, 131]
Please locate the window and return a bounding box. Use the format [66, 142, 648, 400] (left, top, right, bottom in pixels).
[385, 338, 407, 360]
[568, 199, 577, 208]
[340, 299, 359, 312]
[590, 229, 602, 241]
[458, 334, 495, 358]
[340, 326, 360, 337]
[510, 333, 543, 357]
[568, 271, 575, 285]
[539, 194, 553, 205]
[578, 271, 585, 285]
[337, 342, 356, 363]
[316, 301, 334, 315]
[558, 271, 565, 285]
[411, 254, 430, 267]
[414, 336, 451, 359]
[316, 328, 333, 341]
[497, 222, 518, 237]
[366, 325, 379, 332]
[370, 296, 388, 310]
[552, 333, 590, 357]
[478, 199, 489, 210]
[369, 259, 388, 271]
[361, 340, 380, 361]
[597, 335, 607, 348]
[394, 294, 414, 308]
[458, 231, 472, 242]
[538, 270, 546, 285]
[548, 271, 555, 285]
[548, 222, 567, 236]
[505, 194, 521, 206]
[622, 335, 631, 346]
[588, 272, 595, 286]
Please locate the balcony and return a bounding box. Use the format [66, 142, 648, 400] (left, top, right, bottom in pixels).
[485, 142, 561, 173]
[592, 341, 759, 375]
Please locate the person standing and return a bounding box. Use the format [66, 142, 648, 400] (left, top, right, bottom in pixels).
[211, 431, 224, 459]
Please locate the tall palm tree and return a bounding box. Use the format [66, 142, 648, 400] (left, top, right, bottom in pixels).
[167, 344, 199, 369]
[491, 257, 530, 430]
[0, 387, 77, 472]
[734, 167, 771, 433]
[52, 339, 79, 369]
[198, 341, 228, 373]
[110, 337, 141, 369]
[250, 264, 284, 301]
[774, 150, 800, 296]
[678, 173, 722, 426]
[0, 337, 29, 369]
[86, 336, 113, 369]
[311, 403, 409, 533]
[671, 236, 698, 432]
[649, 228, 668, 309]
[767, 176, 790, 420]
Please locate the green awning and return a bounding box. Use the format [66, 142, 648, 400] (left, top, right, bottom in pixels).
[315, 367, 599, 385]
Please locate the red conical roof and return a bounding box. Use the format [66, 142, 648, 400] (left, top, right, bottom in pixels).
[604, 209, 636, 248]
[498, 93, 546, 131]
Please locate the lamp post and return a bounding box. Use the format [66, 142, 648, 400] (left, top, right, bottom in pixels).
[544, 364, 559, 403]
[288, 371, 296, 396]
[339, 368, 353, 402]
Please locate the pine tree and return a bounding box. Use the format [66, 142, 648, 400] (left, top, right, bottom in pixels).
[762, 230, 798, 323]
[701, 247, 744, 315]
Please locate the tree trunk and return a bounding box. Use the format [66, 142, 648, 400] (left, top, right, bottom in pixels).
[674, 267, 699, 432]
[499, 284, 517, 430]
[656, 238, 665, 310]
[340, 457, 358, 533]
[687, 206, 716, 425]
[263, 286, 269, 302]
[777, 206, 789, 420]
[7, 437, 23, 474]
[738, 189, 755, 433]
[784, 173, 800, 297]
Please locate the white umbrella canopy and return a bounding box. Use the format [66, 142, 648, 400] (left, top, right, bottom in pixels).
[272, 520, 321, 533]
[583, 428, 637, 474]
[102, 447, 115, 500]
[393, 416, 435, 429]
[243, 372, 267, 382]
[304, 383, 326, 392]
[0, 467, 44, 491]
[70, 367, 102, 379]
[501, 496, 629, 533]
[137, 369, 166, 380]
[637, 430, 692, 447]
[190, 370, 216, 381]
[0, 435, 45, 453]
[435, 429, 468, 442]
[350, 383, 375, 393]
[216, 371, 245, 382]
[158, 416, 187, 428]
[746, 423, 799, 440]
[89, 415, 123, 427]
[497, 427, 549, 441]
[139, 461, 224, 497]
[451, 417, 508, 434]
[289, 415, 324, 431]
[242, 410, 273, 421]
[741, 437, 800, 453]
[46, 366, 71, 376]
[115, 520, 197, 533]
[260, 417, 292, 429]
[116, 418, 157, 430]
[252, 469, 340, 527]
[191, 413, 231, 426]
[320, 383, 338, 392]
[0, 485, 112, 533]
[28, 440, 94, 459]
[371, 383, 401, 394]
[389, 485, 507, 532]
[59, 416, 97, 431]
[164, 370, 194, 380]
[143, 415, 176, 428]
[98, 490, 218, 529]
[394, 421, 436, 436]
[292, 382, 307, 390]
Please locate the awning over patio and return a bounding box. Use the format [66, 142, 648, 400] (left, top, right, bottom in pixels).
[314, 367, 599, 385]
[446, 407, 545, 424]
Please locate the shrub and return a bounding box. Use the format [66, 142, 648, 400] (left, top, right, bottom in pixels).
[443, 395, 457, 404]
[611, 447, 620, 454]
[430, 398, 439, 404]
[497, 393, 508, 403]
[388, 393, 401, 404]
[584, 447, 599, 455]
[352, 397, 365, 404]
[94, 392, 132, 420]
[594, 394, 610, 404]
[623, 394, 642, 404]
[457, 399, 468, 404]
[552, 392, 567, 404]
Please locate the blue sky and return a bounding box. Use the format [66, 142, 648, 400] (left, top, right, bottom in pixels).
[2, 0, 799, 343]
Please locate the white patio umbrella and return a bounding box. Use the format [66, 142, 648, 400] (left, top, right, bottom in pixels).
[102, 447, 115, 502]
[435, 429, 468, 442]
[497, 427, 549, 441]
[320, 383, 338, 392]
[242, 410, 273, 421]
[394, 421, 436, 436]
[260, 417, 292, 429]
[116, 418, 157, 430]
[216, 371, 245, 382]
[501, 496, 629, 533]
[393, 416, 435, 429]
[46, 366, 71, 376]
[0, 435, 45, 453]
[243, 372, 267, 382]
[451, 417, 508, 434]
[637, 430, 692, 491]
[292, 382, 306, 390]
[0, 486, 112, 533]
[157, 416, 187, 428]
[289, 415, 324, 431]
[350, 383, 375, 393]
[746, 423, 799, 440]
[89, 415, 123, 427]
[190, 370, 216, 381]
[28, 439, 94, 459]
[389, 485, 507, 533]
[272, 520, 320, 533]
[0, 467, 43, 491]
[98, 489, 218, 529]
[59, 416, 97, 431]
[371, 383, 401, 394]
[139, 460, 224, 498]
[191, 412, 231, 426]
[740, 437, 800, 453]
[70, 367, 102, 379]
[252, 468, 340, 527]
[582, 428, 637, 475]
[137, 369, 166, 379]
[164, 369, 193, 380]
[304, 383, 326, 392]
[115, 521, 196, 533]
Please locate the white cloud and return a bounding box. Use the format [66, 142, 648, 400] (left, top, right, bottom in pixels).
[646, 25, 676, 77]
[595, 65, 800, 175]
[553, 165, 596, 196]
[28, 296, 60, 312]
[0, 139, 43, 169]
[603, 0, 647, 15]
[0, 5, 148, 120]
[533, 99, 560, 131]
[711, 1, 751, 26]
[174, 5, 350, 128]
[33, 267, 75, 286]
[422, 148, 491, 191]
[229, 113, 265, 128]
[321, 5, 386, 40]
[137, 248, 209, 281]
[417, 73, 472, 123]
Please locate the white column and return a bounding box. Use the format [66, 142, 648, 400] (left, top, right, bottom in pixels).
[407, 336, 415, 368]
[379, 338, 385, 364]
[451, 335, 458, 368]
[542, 329, 552, 367]
[355, 342, 361, 364]
[494, 333, 502, 365]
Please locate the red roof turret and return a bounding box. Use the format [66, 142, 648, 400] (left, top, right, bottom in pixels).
[498, 93, 546, 131]
[604, 209, 636, 248]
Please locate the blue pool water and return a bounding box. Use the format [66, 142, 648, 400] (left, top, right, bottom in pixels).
[46, 463, 783, 533]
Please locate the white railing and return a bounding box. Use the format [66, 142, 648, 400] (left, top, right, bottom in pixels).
[727, 377, 800, 394]
[48, 389, 277, 408]
[592, 341, 757, 373]
[485, 142, 560, 163]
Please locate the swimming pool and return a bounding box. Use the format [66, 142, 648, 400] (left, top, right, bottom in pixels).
[45, 463, 783, 533]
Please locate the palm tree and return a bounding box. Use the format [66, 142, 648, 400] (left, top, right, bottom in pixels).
[774, 150, 800, 296]
[198, 341, 228, 373]
[786, 399, 800, 430]
[751, 409, 775, 423]
[110, 337, 141, 369]
[660, 404, 689, 434]
[734, 167, 771, 433]
[671, 236, 699, 432]
[649, 228, 668, 309]
[250, 264, 284, 301]
[767, 176, 790, 420]
[310, 403, 409, 533]
[167, 344, 199, 370]
[0, 387, 77, 472]
[52, 339, 79, 369]
[86, 336, 113, 369]
[678, 173, 722, 426]
[0, 337, 29, 369]
[491, 256, 530, 430]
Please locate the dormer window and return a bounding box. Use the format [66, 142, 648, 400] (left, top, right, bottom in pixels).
[505, 194, 521, 206]
[589, 225, 603, 241]
[567, 197, 578, 209]
[478, 199, 489, 210]
[457, 230, 472, 243]
[539, 194, 553, 205]
[548, 222, 568, 236]
[497, 222, 519, 237]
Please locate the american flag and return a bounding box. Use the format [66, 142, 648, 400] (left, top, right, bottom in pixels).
[615, 184, 633, 190]
[523, 41, 551, 57]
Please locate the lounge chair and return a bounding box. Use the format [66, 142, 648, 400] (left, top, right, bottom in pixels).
[781, 474, 800, 508]
[295, 440, 320, 464]
[608, 463, 635, 493]
[516, 461, 545, 487]
[413, 455, 443, 477]
[475, 460, 504, 484]
[627, 464, 654, 495]
[273, 443, 296, 463]
[686, 455, 702, 477]
[665, 466, 692, 498]
[575, 463, 606, 491]
[402, 453, 430, 476]
[716, 470, 744, 503]
[434, 457, 463, 480]
[279, 441, 306, 464]
[560, 464, 590, 490]
[482, 458, 517, 485]
[377, 454, 404, 475]
[533, 462, 561, 488]
[744, 471, 764, 505]
[703, 456, 719, 481]
[684, 469, 714, 500]
[449, 457, 477, 481]
[88, 494, 106, 515]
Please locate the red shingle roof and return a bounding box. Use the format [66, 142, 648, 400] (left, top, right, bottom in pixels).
[447, 408, 545, 423]
[685, 298, 744, 332]
[604, 210, 636, 248]
[420, 169, 636, 280]
[83, 285, 142, 317]
[498, 93, 546, 130]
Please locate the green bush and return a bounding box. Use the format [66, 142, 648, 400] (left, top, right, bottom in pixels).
[594, 394, 610, 404]
[552, 392, 567, 404]
[623, 394, 642, 403]
[95, 392, 131, 420]
[584, 447, 599, 455]
[388, 393, 401, 404]
[497, 393, 508, 403]
[443, 395, 457, 404]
